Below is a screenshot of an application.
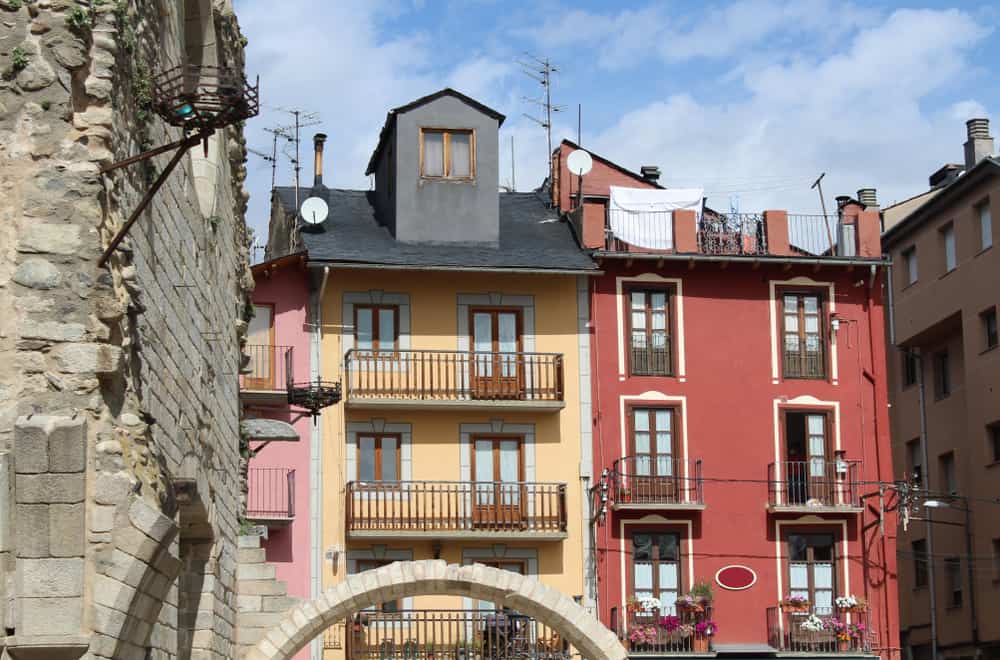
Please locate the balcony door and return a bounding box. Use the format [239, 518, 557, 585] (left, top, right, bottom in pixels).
[631, 532, 680, 614]
[471, 308, 523, 399]
[246, 303, 274, 389]
[784, 412, 830, 505]
[787, 533, 836, 613]
[630, 408, 678, 503]
[472, 437, 524, 529]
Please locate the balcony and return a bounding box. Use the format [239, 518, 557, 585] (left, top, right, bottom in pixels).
[345, 480, 568, 540]
[240, 344, 292, 403]
[611, 457, 705, 511]
[767, 606, 874, 655]
[573, 206, 882, 262]
[344, 349, 565, 411]
[767, 461, 862, 514]
[345, 609, 570, 660]
[612, 604, 715, 655]
[246, 467, 295, 526]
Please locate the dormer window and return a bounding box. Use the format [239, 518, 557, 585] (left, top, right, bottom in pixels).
[420, 128, 474, 179]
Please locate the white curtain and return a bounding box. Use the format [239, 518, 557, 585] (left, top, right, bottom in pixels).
[423, 132, 444, 176]
[608, 186, 703, 250]
[450, 132, 471, 177]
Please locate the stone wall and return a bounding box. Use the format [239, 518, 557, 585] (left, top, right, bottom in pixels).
[0, 1, 253, 658]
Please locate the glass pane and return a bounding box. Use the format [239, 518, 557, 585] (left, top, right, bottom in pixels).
[650, 293, 666, 311]
[635, 454, 651, 476]
[498, 313, 517, 353]
[659, 563, 678, 589]
[809, 436, 825, 458]
[982, 206, 993, 248]
[633, 534, 652, 560]
[381, 437, 397, 481]
[813, 539, 834, 561]
[789, 535, 807, 561]
[804, 296, 819, 313]
[789, 563, 809, 589]
[499, 440, 518, 482]
[449, 132, 471, 177]
[804, 316, 819, 333]
[378, 309, 395, 349]
[634, 410, 649, 431]
[474, 440, 493, 482]
[809, 457, 826, 477]
[632, 311, 646, 329]
[814, 563, 833, 589]
[785, 314, 799, 332]
[634, 563, 653, 589]
[651, 331, 667, 348]
[657, 534, 678, 560]
[423, 131, 444, 176]
[654, 410, 671, 432]
[634, 432, 650, 454]
[807, 415, 824, 435]
[631, 331, 647, 348]
[356, 309, 374, 351]
[784, 295, 798, 310]
[631, 291, 646, 310]
[473, 313, 492, 350]
[359, 436, 375, 481]
[248, 305, 272, 344]
[814, 590, 833, 610]
[651, 312, 666, 331]
[657, 454, 673, 476]
[785, 336, 800, 351]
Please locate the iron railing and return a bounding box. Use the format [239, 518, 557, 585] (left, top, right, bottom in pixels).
[611, 457, 703, 506]
[241, 344, 293, 391]
[605, 209, 678, 253]
[344, 350, 564, 403]
[346, 481, 567, 535]
[768, 461, 860, 509]
[767, 606, 873, 654]
[612, 605, 714, 654]
[697, 213, 767, 256]
[787, 215, 853, 257]
[247, 467, 295, 520]
[346, 609, 570, 660]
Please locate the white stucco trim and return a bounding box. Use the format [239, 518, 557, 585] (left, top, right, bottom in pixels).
[577, 276, 596, 610]
[619, 516, 695, 613]
[618, 393, 690, 488]
[773, 518, 850, 607]
[768, 277, 838, 385]
[614, 274, 686, 381]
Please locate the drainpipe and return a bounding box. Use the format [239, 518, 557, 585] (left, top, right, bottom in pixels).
[309, 265, 330, 660]
[915, 349, 938, 660]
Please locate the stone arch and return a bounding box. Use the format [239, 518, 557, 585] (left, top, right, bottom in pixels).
[244, 560, 625, 660]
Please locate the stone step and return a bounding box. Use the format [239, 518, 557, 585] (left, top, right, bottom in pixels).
[236, 562, 276, 581]
[238, 611, 288, 629]
[237, 579, 288, 596]
[238, 547, 266, 564]
[261, 595, 299, 612]
[238, 534, 262, 549]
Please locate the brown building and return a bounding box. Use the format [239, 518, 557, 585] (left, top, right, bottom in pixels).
[883, 119, 1000, 660]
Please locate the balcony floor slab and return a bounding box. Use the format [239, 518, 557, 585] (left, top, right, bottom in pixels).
[346, 398, 565, 412]
[767, 505, 863, 515]
[613, 503, 706, 512]
[347, 529, 568, 541]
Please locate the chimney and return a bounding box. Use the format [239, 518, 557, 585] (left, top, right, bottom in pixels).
[313, 133, 327, 187]
[963, 118, 993, 169]
[929, 163, 963, 189]
[640, 166, 661, 185]
[857, 188, 878, 210]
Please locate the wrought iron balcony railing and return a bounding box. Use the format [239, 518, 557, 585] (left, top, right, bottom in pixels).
[768, 460, 861, 510]
[767, 605, 873, 654]
[246, 467, 295, 521]
[346, 609, 570, 660]
[611, 457, 704, 507]
[346, 480, 567, 537]
[344, 350, 564, 405]
[611, 604, 715, 654]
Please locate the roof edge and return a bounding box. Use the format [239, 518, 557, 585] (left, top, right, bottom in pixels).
[558, 138, 665, 190]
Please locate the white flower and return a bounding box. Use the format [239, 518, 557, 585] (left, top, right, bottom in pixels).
[800, 615, 825, 632]
[836, 595, 858, 608]
[640, 596, 662, 611]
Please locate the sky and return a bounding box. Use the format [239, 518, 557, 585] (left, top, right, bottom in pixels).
[234, 0, 999, 250]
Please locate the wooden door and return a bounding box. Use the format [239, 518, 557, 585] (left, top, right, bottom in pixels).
[246, 304, 274, 389]
[472, 438, 524, 529]
[470, 309, 523, 399]
[631, 408, 678, 503]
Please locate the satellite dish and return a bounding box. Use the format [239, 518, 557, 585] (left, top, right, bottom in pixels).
[300, 196, 329, 225]
[566, 150, 593, 176]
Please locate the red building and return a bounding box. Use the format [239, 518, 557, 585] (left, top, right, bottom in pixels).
[552, 140, 900, 659]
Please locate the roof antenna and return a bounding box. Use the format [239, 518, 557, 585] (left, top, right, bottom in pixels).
[269, 106, 322, 219]
[518, 54, 564, 188]
[811, 172, 834, 253]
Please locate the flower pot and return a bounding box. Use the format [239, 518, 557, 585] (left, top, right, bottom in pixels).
[838, 639, 850, 652]
[693, 636, 709, 653]
[782, 604, 809, 614]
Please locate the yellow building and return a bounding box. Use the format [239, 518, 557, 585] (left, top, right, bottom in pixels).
[267, 89, 598, 660]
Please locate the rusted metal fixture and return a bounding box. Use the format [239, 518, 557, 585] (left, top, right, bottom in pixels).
[97, 65, 260, 267]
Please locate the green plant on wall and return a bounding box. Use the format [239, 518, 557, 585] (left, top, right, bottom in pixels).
[66, 5, 93, 33]
[10, 46, 28, 73]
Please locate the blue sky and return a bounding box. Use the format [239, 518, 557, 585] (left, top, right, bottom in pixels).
[234, 0, 999, 247]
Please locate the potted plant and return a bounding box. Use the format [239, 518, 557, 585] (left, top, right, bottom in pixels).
[659, 614, 681, 633]
[674, 623, 695, 646]
[835, 594, 867, 613]
[781, 594, 810, 613]
[626, 595, 643, 614]
[639, 596, 662, 613]
[689, 580, 715, 608]
[826, 617, 849, 651]
[849, 621, 868, 650]
[675, 594, 702, 613]
[693, 620, 716, 652]
[628, 624, 658, 650]
[799, 613, 825, 647]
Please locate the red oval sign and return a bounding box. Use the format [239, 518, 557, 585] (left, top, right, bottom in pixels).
[715, 565, 757, 590]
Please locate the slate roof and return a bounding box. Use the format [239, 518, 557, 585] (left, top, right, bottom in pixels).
[275, 186, 596, 272]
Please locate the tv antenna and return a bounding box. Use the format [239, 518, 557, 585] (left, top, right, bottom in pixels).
[271, 107, 322, 218]
[248, 131, 279, 189]
[518, 54, 563, 187]
[811, 172, 834, 253]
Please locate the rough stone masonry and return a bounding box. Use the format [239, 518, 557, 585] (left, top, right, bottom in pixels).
[0, 1, 256, 658]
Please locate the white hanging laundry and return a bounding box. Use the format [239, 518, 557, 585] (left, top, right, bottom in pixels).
[608, 186, 704, 250]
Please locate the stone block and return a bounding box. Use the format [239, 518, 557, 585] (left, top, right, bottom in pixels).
[14, 503, 49, 557]
[113, 524, 161, 561]
[238, 535, 261, 549]
[19, 320, 87, 342]
[236, 562, 275, 581]
[18, 558, 85, 597]
[260, 595, 298, 612]
[236, 580, 287, 596]
[12, 258, 62, 289]
[94, 472, 131, 505]
[91, 503, 115, 533]
[238, 547, 266, 563]
[13, 416, 49, 474]
[47, 416, 86, 473]
[52, 342, 123, 374]
[17, 597, 83, 636]
[128, 497, 176, 543]
[237, 594, 262, 612]
[15, 473, 85, 504]
[17, 223, 82, 255]
[49, 503, 85, 556]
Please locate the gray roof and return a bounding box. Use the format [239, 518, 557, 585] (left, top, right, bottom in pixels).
[276, 187, 597, 272]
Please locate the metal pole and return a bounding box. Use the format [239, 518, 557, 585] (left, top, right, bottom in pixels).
[915, 351, 938, 660]
[510, 135, 516, 191]
[294, 110, 301, 219]
[811, 172, 835, 253]
[545, 60, 553, 186]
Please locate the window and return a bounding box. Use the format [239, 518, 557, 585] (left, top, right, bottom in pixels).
[982, 308, 998, 350]
[471, 308, 522, 397]
[907, 439, 923, 487]
[631, 532, 680, 612]
[357, 559, 400, 613]
[355, 305, 398, 354]
[989, 423, 1000, 463]
[357, 434, 400, 482]
[628, 289, 672, 376]
[782, 292, 827, 379]
[941, 223, 956, 272]
[420, 128, 474, 179]
[978, 200, 992, 250]
[944, 557, 962, 607]
[933, 350, 950, 399]
[784, 412, 831, 505]
[939, 452, 957, 495]
[629, 408, 677, 502]
[788, 533, 836, 612]
[472, 437, 523, 513]
[246, 303, 276, 388]
[902, 350, 918, 387]
[911, 539, 928, 588]
[903, 247, 918, 285]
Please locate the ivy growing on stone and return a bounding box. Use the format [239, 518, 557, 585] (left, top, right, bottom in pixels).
[9, 46, 28, 73]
